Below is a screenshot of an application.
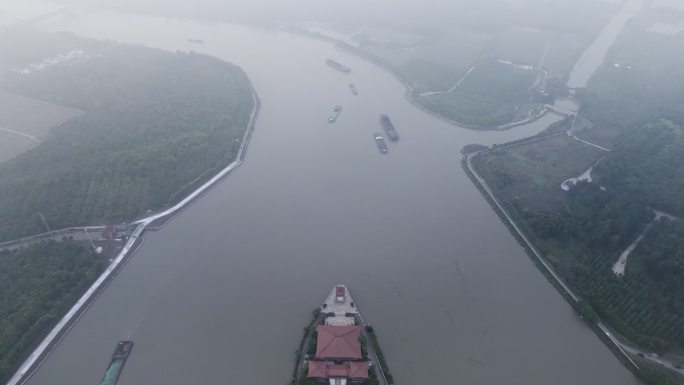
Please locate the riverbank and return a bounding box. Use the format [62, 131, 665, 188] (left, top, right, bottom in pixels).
[5, 84, 261, 385]
[285, 27, 551, 132]
[462, 149, 642, 365]
[0, 32, 257, 243]
[464, 137, 684, 382]
[14, 8, 644, 385]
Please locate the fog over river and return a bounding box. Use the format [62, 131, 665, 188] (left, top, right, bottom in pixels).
[9, 6, 640, 385]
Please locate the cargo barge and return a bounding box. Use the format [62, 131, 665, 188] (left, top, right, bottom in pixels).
[349, 83, 359, 95]
[328, 105, 342, 123]
[187, 38, 204, 44]
[374, 133, 388, 154]
[326, 59, 351, 73]
[100, 341, 133, 385]
[379, 114, 399, 141]
[292, 285, 392, 385]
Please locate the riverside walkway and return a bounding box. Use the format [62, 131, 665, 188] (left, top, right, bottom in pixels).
[463, 150, 684, 373]
[6, 89, 259, 385]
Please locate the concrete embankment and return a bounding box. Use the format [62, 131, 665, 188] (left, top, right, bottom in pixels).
[6, 224, 145, 385]
[6, 87, 260, 385]
[463, 151, 644, 371]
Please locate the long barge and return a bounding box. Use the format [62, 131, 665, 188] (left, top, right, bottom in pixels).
[328, 105, 342, 123]
[293, 285, 392, 385]
[100, 341, 133, 385]
[379, 114, 400, 141]
[326, 59, 351, 73]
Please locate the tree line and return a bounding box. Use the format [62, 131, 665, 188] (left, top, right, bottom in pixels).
[0, 241, 104, 384]
[0, 35, 253, 242]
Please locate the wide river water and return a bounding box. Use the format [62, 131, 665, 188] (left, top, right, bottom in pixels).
[11, 5, 641, 385]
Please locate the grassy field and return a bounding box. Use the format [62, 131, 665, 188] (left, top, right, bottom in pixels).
[0, 91, 83, 162]
[414, 58, 540, 127]
[336, 0, 616, 127]
[0, 91, 82, 136]
[0, 131, 35, 163]
[417, 91, 517, 127]
[493, 27, 551, 66]
[473, 134, 604, 211]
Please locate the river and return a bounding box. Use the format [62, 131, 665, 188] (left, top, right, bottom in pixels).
[8, 5, 641, 385]
[566, 0, 643, 89]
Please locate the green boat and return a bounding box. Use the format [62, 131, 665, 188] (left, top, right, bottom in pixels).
[328, 105, 342, 123]
[100, 341, 133, 385]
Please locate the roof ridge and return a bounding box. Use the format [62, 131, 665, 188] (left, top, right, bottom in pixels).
[317, 328, 336, 356]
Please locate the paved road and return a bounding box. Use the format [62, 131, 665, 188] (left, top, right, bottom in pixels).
[602, 326, 684, 376]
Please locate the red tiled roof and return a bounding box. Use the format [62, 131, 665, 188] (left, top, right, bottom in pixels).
[308, 361, 327, 378]
[327, 364, 349, 377]
[349, 361, 369, 379]
[307, 360, 370, 380]
[315, 325, 362, 360]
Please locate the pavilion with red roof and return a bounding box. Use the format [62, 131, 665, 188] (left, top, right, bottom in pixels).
[307, 325, 369, 383]
[315, 325, 363, 360]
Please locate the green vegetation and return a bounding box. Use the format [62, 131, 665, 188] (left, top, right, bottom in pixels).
[474, 121, 684, 350]
[318, 0, 615, 127]
[0, 31, 253, 241]
[0, 241, 105, 383]
[367, 328, 393, 385]
[471, 8, 684, 382]
[416, 58, 539, 126]
[573, 300, 599, 325]
[637, 366, 682, 385]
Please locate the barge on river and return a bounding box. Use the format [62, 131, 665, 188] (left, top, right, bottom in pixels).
[328, 105, 343, 123]
[374, 133, 388, 154]
[100, 341, 133, 385]
[294, 285, 391, 385]
[379, 115, 399, 141]
[326, 59, 351, 73]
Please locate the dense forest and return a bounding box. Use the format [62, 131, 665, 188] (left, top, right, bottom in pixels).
[0, 242, 105, 383]
[0, 31, 254, 241]
[472, 7, 684, 376]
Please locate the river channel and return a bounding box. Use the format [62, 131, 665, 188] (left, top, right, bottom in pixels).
[11, 5, 642, 385]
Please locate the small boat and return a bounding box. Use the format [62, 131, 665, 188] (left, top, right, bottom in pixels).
[326, 59, 351, 73]
[349, 83, 359, 95]
[374, 133, 388, 154]
[328, 105, 343, 123]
